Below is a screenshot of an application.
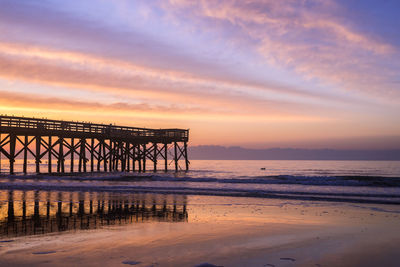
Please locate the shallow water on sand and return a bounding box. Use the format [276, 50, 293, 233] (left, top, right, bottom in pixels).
[0, 192, 400, 266]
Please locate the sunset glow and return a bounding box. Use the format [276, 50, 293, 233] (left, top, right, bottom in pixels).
[1, 0, 399, 149]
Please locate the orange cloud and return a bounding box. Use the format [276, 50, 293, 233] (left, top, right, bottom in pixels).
[0, 89, 325, 124]
[0, 42, 345, 118]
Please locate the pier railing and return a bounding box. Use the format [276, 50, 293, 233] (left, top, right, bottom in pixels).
[0, 116, 188, 142]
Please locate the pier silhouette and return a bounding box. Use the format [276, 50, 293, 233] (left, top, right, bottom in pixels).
[0, 190, 188, 238]
[0, 116, 189, 174]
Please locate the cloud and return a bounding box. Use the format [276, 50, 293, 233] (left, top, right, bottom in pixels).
[0, 89, 324, 124]
[0, 0, 365, 103]
[159, 0, 400, 98]
[0, 42, 344, 118]
[0, 0, 398, 148]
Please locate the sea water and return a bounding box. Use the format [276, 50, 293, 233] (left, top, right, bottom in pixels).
[0, 160, 400, 204]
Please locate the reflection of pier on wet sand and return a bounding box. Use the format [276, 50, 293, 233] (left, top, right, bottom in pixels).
[0, 190, 188, 238]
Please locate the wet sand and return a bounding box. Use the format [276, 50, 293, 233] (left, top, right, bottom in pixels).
[0, 195, 400, 267]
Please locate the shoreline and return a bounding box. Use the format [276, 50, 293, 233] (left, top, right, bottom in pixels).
[0, 183, 399, 205]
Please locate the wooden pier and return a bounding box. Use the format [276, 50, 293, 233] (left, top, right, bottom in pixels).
[0, 116, 189, 174]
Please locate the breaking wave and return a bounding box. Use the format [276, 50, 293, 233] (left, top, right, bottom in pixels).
[1, 172, 400, 205]
[5, 173, 400, 187]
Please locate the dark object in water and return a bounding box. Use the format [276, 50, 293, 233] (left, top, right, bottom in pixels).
[32, 251, 57, 255]
[122, 261, 142, 265]
[194, 263, 224, 267]
[280, 257, 296, 261]
[260, 167, 266, 170]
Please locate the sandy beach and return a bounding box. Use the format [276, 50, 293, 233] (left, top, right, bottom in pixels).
[2, 0, 400, 265]
[1, 194, 399, 267]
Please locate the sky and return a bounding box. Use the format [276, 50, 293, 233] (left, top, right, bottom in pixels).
[0, 0, 399, 149]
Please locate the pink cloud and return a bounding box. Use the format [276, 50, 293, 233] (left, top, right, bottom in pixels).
[159, 0, 400, 99]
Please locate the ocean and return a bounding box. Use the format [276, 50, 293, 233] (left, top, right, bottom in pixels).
[1, 160, 400, 204]
[2, 160, 400, 266]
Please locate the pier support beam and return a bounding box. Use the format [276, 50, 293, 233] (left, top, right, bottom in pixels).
[70, 138, 74, 173]
[109, 140, 113, 172]
[58, 137, 65, 173]
[184, 141, 189, 171]
[164, 143, 168, 172]
[142, 144, 146, 172]
[79, 138, 87, 173]
[23, 135, 28, 174]
[97, 140, 102, 172]
[132, 144, 136, 171]
[9, 134, 16, 174]
[35, 136, 41, 174]
[137, 145, 142, 172]
[153, 143, 157, 172]
[91, 138, 95, 172]
[48, 136, 52, 174]
[126, 142, 130, 172]
[172, 142, 189, 172]
[174, 142, 178, 172]
[103, 140, 108, 172]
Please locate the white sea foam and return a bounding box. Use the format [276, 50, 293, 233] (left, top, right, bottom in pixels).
[5, 172, 400, 187]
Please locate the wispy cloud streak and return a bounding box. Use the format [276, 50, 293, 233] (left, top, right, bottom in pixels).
[160, 0, 400, 98]
[0, 42, 350, 117]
